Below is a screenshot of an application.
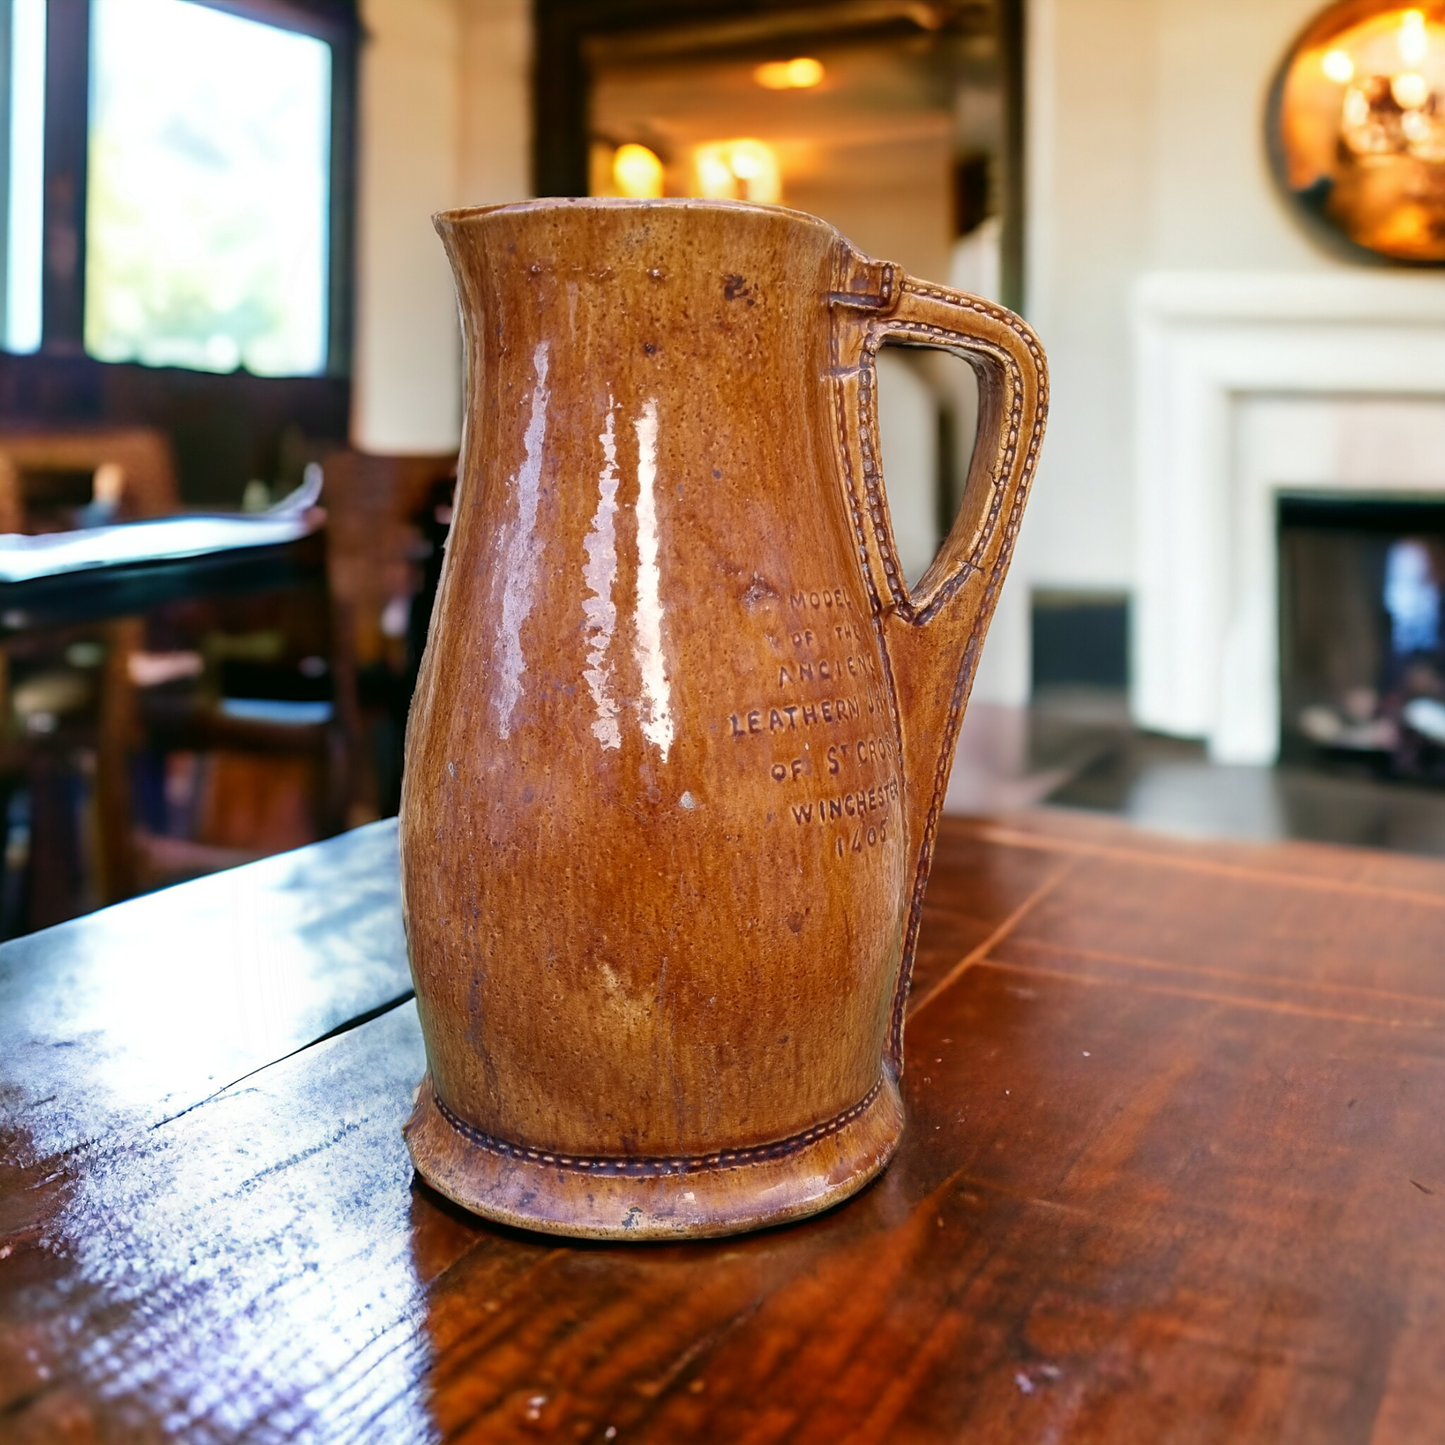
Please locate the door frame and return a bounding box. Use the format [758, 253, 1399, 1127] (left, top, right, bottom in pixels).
[531, 0, 1026, 311]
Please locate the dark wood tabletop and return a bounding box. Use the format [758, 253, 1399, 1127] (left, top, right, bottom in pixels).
[2, 808, 1443, 1443]
[0, 531, 326, 635]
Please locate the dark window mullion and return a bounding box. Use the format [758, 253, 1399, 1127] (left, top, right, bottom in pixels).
[0, 3, 13, 345]
[325, 21, 356, 378]
[41, 0, 88, 355]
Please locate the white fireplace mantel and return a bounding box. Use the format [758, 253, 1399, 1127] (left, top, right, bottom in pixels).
[1133, 270, 1445, 764]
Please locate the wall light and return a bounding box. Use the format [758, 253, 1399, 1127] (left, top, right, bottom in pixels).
[612, 143, 665, 199]
[693, 139, 781, 204]
[754, 57, 824, 90]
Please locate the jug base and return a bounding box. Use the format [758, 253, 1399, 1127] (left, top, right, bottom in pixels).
[403, 1072, 904, 1240]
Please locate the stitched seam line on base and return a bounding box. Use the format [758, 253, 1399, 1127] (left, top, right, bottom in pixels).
[431, 1076, 886, 1178]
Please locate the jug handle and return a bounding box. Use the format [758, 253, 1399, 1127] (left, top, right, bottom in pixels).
[829, 264, 1049, 1072]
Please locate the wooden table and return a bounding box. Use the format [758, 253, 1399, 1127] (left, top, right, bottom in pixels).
[0, 530, 326, 635]
[0, 529, 334, 932]
[2, 809, 1443, 1442]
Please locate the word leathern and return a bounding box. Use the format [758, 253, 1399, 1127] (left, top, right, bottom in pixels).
[728, 695, 867, 738]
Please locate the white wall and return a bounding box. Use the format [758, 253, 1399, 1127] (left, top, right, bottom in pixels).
[875, 350, 942, 587]
[350, 0, 1347, 707]
[351, 0, 531, 453]
[456, 0, 533, 208]
[975, 0, 1352, 705]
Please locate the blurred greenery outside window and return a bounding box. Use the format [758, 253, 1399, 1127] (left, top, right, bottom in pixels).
[85, 0, 332, 377]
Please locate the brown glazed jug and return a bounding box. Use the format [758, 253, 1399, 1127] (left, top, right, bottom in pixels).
[401, 198, 1047, 1239]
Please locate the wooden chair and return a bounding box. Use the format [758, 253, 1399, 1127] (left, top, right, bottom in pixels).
[321, 449, 458, 822]
[0, 426, 180, 531]
[0, 429, 180, 919]
[0, 430, 344, 922]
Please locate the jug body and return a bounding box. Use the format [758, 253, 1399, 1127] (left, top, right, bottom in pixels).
[401, 199, 1047, 1238]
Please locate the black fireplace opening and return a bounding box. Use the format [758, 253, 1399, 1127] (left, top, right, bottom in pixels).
[1279, 492, 1445, 782]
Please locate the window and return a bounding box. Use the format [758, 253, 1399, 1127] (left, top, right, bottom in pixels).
[85, 0, 332, 375]
[2, 0, 46, 354]
[0, 0, 352, 376]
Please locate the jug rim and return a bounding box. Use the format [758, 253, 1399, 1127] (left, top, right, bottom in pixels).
[432, 195, 846, 241]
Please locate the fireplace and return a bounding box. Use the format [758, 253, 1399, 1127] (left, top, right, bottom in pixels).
[1133, 270, 1445, 764]
[1280, 494, 1445, 781]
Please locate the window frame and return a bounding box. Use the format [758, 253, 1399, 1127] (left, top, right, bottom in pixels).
[40, 0, 358, 377]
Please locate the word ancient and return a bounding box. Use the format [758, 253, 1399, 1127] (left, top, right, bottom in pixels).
[776, 655, 877, 687]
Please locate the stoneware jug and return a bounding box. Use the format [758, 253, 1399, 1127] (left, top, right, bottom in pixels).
[401, 198, 1047, 1240]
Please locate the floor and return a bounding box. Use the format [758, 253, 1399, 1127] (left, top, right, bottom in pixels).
[944, 690, 1445, 857]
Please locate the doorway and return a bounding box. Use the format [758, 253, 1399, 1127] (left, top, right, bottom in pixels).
[534, 0, 1023, 586]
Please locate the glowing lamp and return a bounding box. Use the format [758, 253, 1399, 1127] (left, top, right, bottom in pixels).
[692, 139, 781, 204]
[1392, 69, 1430, 107]
[1400, 7, 1429, 62]
[754, 57, 824, 90]
[612, 143, 664, 199]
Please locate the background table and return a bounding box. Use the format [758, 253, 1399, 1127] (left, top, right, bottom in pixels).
[0, 529, 337, 935]
[2, 810, 1443, 1442]
[0, 531, 326, 637]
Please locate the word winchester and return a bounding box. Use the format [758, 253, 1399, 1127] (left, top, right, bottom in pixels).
[788, 776, 900, 826]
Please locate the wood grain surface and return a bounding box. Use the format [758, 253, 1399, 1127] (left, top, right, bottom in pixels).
[3, 809, 1444, 1442]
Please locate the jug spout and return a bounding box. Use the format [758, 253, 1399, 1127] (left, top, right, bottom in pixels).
[829, 268, 1048, 1068]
